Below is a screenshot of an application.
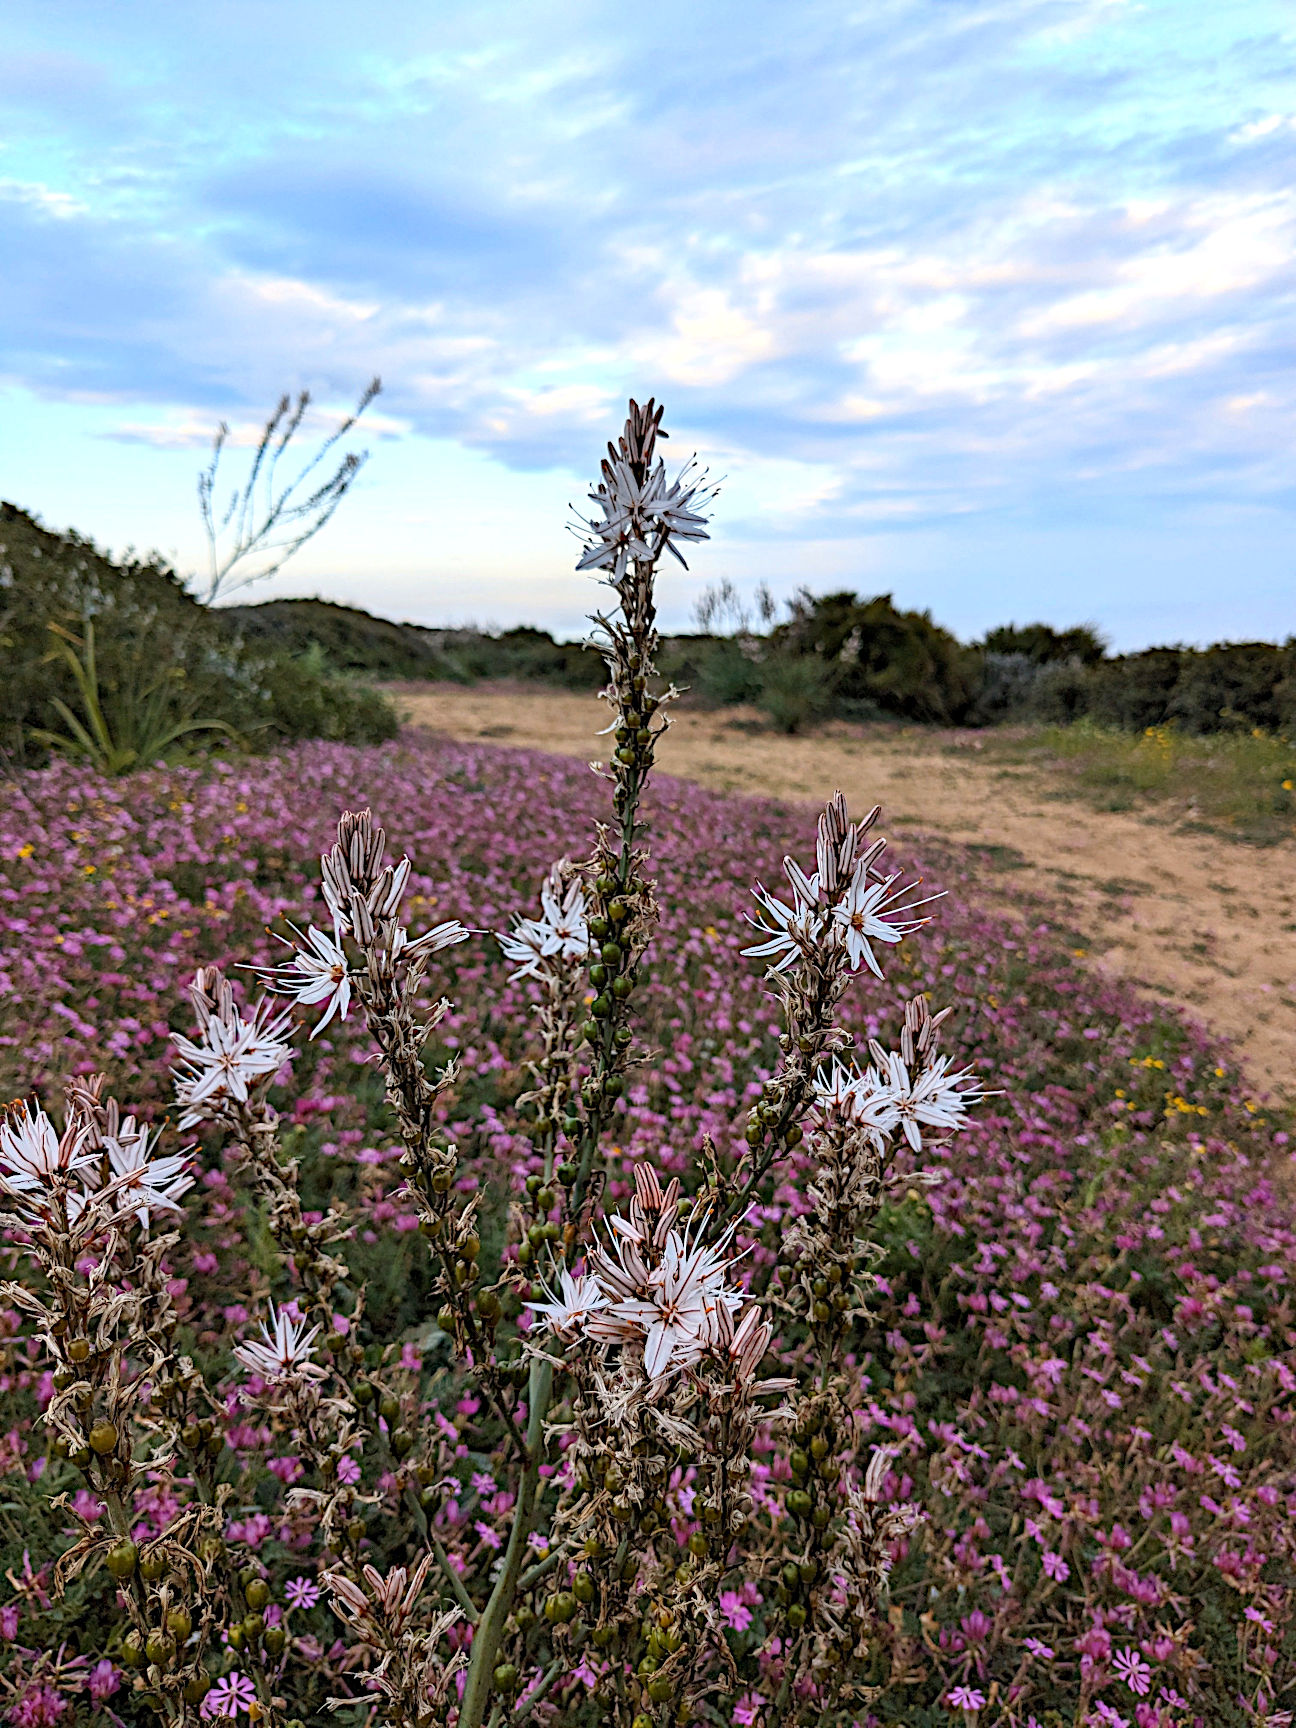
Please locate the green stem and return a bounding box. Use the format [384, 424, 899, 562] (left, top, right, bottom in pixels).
[456, 1356, 555, 1728]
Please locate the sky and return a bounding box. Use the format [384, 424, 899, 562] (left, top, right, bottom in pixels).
[1, 0, 1294, 650]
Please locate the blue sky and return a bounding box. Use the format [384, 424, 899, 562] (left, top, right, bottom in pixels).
[1, 0, 1293, 648]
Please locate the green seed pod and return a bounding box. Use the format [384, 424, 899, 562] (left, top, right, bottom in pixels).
[790, 1448, 810, 1478]
[494, 1663, 520, 1693]
[782, 1561, 800, 1589]
[591, 994, 612, 1019]
[552, 1590, 577, 1623]
[588, 916, 610, 940]
[140, 1549, 167, 1582]
[810, 1434, 830, 1460]
[438, 1304, 457, 1330]
[88, 1420, 118, 1455]
[67, 1338, 91, 1364]
[392, 1430, 414, 1458]
[556, 1160, 578, 1184]
[687, 1532, 709, 1558]
[787, 1602, 808, 1630]
[181, 1421, 203, 1448]
[614, 1027, 633, 1048]
[525, 1173, 542, 1196]
[265, 1626, 286, 1656]
[612, 975, 633, 999]
[600, 941, 623, 966]
[812, 1298, 831, 1324]
[105, 1540, 137, 1580]
[354, 1380, 375, 1407]
[52, 1369, 74, 1392]
[607, 899, 628, 922]
[592, 1623, 616, 1648]
[648, 1675, 674, 1704]
[244, 1577, 270, 1611]
[120, 1632, 145, 1669]
[573, 1570, 596, 1604]
[476, 1289, 501, 1323]
[204, 1433, 223, 1459]
[144, 1631, 175, 1667]
[166, 1606, 192, 1643]
[536, 1187, 555, 1211]
[786, 1489, 813, 1518]
[379, 1394, 400, 1422]
[811, 1504, 832, 1530]
[182, 1669, 210, 1704]
[588, 962, 608, 988]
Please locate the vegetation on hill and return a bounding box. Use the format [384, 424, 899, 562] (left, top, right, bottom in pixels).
[226, 586, 1296, 742]
[0, 503, 397, 768]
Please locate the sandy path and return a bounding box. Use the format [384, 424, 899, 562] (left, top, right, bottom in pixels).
[389, 683, 1296, 1101]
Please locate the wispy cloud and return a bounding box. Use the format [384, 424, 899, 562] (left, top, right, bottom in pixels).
[1, 0, 1293, 644]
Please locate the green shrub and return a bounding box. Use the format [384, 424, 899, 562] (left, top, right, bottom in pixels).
[0, 501, 397, 766]
[756, 651, 838, 733]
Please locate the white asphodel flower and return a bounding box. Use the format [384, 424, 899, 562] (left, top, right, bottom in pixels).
[811, 1057, 880, 1123]
[0, 1103, 94, 1204]
[72, 1120, 195, 1234]
[830, 864, 937, 979]
[589, 1215, 744, 1380]
[574, 453, 717, 581]
[171, 999, 296, 1126]
[258, 922, 352, 1037]
[858, 1050, 988, 1152]
[529, 1269, 609, 1342]
[499, 869, 592, 980]
[741, 859, 828, 973]
[233, 1300, 326, 1382]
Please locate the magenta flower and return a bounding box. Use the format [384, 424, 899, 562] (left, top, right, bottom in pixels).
[1113, 1647, 1153, 1696]
[1041, 1550, 1070, 1582]
[201, 1672, 257, 1719]
[946, 1686, 986, 1713]
[285, 1575, 321, 1610]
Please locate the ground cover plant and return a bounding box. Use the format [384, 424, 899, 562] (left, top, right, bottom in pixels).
[940, 723, 1296, 847]
[0, 405, 1292, 1728]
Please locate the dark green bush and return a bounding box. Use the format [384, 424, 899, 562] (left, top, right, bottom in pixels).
[774, 589, 976, 723]
[0, 502, 397, 764]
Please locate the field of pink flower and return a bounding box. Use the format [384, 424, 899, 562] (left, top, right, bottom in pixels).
[1, 732, 1293, 1726]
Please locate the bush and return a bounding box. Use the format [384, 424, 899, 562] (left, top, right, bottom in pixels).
[775, 590, 977, 724]
[0, 502, 398, 765]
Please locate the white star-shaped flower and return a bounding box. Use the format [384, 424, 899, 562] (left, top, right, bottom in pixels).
[829, 864, 936, 979]
[528, 1269, 609, 1342]
[857, 1051, 988, 1152]
[258, 922, 352, 1037]
[172, 1000, 295, 1126]
[233, 1301, 326, 1382]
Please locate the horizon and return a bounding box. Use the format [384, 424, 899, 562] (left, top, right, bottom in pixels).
[2, 1, 1294, 652]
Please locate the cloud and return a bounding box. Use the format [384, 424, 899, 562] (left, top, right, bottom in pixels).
[1, 0, 1293, 642]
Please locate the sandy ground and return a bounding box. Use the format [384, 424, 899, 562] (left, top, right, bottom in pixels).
[389, 683, 1296, 1102]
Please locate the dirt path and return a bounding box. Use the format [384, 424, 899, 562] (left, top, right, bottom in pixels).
[389, 683, 1296, 1101]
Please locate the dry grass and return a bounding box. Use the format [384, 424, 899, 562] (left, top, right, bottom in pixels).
[386, 682, 1296, 1102]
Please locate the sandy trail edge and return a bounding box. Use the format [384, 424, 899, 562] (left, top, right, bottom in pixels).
[388, 683, 1296, 1102]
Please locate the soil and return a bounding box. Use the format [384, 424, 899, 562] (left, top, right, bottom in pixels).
[388, 682, 1296, 1103]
